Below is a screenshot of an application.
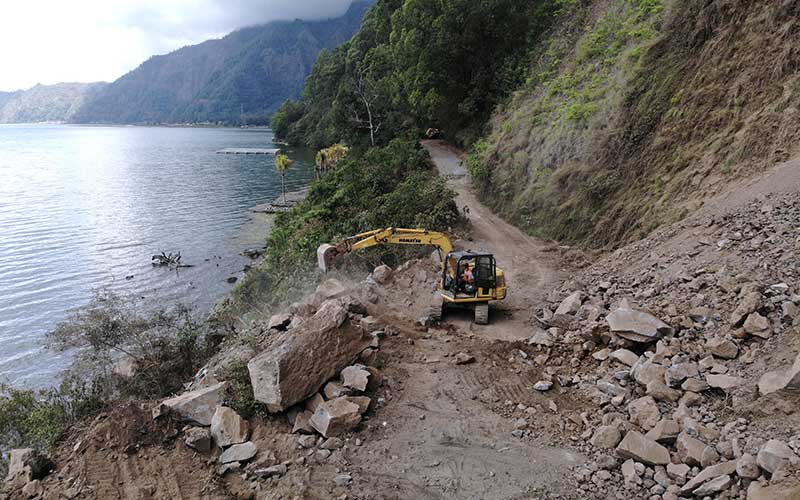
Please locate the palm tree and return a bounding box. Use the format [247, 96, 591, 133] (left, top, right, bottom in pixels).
[275, 153, 293, 205]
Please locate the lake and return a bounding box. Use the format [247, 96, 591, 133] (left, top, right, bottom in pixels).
[0, 124, 316, 388]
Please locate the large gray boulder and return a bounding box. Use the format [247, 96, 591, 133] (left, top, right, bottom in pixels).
[627, 396, 660, 430]
[706, 374, 744, 391]
[758, 352, 800, 395]
[211, 406, 249, 448]
[606, 307, 673, 343]
[757, 439, 798, 473]
[309, 279, 349, 307]
[248, 298, 371, 412]
[679, 460, 736, 495]
[185, 427, 212, 453]
[676, 431, 719, 467]
[555, 291, 584, 316]
[153, 381, 228, 426]
[747, 481, 800, 500]
[729, 291, 761, 327]
[5, 449, 52, 483]
[309, 397, 362, 437]
[615, 431, 670, 465]
[219, 441, 258, 464]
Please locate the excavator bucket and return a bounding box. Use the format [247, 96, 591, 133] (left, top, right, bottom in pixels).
[317, 244, 337, 272]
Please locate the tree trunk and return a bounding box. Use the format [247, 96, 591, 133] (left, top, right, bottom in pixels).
[362, 95, 375, 147]
[281, 174, 287, 205]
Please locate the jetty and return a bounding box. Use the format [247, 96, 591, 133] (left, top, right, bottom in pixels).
[216, 148, 280, 155]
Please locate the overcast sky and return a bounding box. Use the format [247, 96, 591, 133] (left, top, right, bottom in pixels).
[0, 0, 355, 92]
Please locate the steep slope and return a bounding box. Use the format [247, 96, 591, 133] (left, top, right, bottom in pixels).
[71, 1, 371, 125]
[0, 83, 106, 123]
[475, 0, 800, 247]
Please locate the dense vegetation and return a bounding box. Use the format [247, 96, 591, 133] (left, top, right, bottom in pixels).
[273, 0, 565, 148]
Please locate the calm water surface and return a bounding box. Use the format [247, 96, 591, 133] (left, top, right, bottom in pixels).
[0, 125, 315, 387]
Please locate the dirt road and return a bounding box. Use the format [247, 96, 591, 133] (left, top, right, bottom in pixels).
[297, 143, 586, 500]
[422, 141, 566, 340]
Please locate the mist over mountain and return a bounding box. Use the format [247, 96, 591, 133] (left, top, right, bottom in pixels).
[0, 83, 106, 124]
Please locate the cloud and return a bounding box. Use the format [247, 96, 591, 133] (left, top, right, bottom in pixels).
[0, 0, 355, 92]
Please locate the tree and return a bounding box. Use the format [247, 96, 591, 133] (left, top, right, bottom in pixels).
[275, 153, 293, 205]
[315, 143, 350, 174]
[351, 66, 383, 147]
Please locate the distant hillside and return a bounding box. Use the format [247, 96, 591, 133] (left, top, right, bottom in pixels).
[0, 83, 106, 123]
[71, 1, 371, 125]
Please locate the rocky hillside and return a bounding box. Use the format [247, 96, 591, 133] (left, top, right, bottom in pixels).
[71, 1, 371, 125]
[7, 155, 800, 498]
[0, 83, 105, 123]
[474, 0, 800, 247]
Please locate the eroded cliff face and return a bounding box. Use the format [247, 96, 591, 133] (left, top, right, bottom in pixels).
[476, 0, 800, 247]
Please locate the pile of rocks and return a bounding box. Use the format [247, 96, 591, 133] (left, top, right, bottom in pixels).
[150, 278, 384, 484]
[532, 194, 800, 498]
[152, 381, 262, 474]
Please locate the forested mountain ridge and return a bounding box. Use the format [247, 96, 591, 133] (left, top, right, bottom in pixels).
[276, 0, 800, 248]
[0, 1, 371, 125]
[0, 83, 106, 123]
[273, 0, 561, 148]
[72, 1, 371, 125]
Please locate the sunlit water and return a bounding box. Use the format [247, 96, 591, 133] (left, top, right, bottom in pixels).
[0, 124, 315, 388]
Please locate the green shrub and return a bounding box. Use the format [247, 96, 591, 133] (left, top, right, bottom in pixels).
[466, 140, 491, 186]
[221, 361, 266, 419]
[0, 375, 106, 452]
[47, 291, 216, 400]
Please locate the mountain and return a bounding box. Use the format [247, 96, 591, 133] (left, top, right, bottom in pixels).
[71, 1, 371, 125]
[0, 83, 106, 123]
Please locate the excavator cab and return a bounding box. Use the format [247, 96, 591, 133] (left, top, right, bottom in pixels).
[443, 252, 502, 300]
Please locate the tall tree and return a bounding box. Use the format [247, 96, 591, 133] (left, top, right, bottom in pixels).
[275, 154, 293, 205]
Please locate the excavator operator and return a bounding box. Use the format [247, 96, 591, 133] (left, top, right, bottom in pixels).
[462, 262, 476, 295]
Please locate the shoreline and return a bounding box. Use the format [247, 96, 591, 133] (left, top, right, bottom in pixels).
[209, 186, 310, 320]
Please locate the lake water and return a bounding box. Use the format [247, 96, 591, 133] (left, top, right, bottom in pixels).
[0, 124, 316, 388]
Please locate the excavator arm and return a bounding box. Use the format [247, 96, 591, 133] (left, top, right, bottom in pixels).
[317, 228, 453, 272]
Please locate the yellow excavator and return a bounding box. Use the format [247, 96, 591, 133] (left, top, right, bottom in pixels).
[317, 228, 506, 324]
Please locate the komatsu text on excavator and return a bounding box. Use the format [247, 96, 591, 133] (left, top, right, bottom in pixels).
[317, 228, 506, 324]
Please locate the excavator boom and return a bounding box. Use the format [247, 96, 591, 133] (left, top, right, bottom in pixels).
[317, 228, 453, 272]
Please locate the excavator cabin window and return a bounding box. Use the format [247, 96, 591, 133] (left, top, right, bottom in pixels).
[444, 253, 496, 297]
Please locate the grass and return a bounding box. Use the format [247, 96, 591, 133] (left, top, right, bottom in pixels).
[466, 0, 670, 246]
[527, 0, 665, 125]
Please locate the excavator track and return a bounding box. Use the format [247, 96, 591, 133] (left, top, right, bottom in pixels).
[429, 293, 444, 322]
[474, 303, 489, 325]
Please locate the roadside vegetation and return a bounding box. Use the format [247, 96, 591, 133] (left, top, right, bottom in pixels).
[474, 0, 800, 247]
[0, 292, 218, 471]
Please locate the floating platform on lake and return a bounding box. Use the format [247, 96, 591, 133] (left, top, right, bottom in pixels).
[216, 148, 281, 155]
